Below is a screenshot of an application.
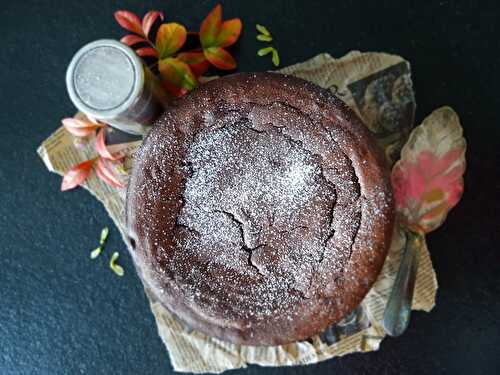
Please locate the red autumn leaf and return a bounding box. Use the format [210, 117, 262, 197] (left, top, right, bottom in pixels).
[203, 47, 236, 70]
[215, 19, 242, 48]
[177, 52, 210, 77]
[114, 10, 144, 36]
[95, 128, 121, 161]
[159, 58, 198, 94]
[120, 34, 147, 46]
[142, 10, 164, 37]
[62, 118, 101, 137]
[136, 47, 158, 58]
[95, 158, 126, 189]
[156, 23, 187, 59]
[61, 159, 95, 191]
[200, 4, 222, 48]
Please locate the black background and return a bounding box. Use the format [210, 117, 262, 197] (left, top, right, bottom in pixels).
[1, 1, 499, 374]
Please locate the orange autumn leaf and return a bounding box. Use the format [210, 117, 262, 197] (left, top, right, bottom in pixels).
[156, 23, 187, 59]
[200, 4, 241, 70]
[61, 159, 95, 191]
[159, 57, 197, 96]
[203, 47, 236, 70]
[177, 51, 210, 77]
[215, 18, 242, 48]
[200, 4, 222, 47]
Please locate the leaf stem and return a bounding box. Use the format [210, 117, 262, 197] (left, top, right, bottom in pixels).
[179, 47, 203, 54]
[145, 37, 156, 49]
[148, 61, 159, 69]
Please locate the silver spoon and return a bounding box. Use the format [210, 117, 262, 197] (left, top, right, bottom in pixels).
[382, 229, 421, 337]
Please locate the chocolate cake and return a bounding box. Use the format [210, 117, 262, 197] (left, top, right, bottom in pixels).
[126, 73, 394, 346]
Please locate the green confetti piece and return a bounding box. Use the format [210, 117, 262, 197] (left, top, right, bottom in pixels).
[257, 34, 273, 42]
[99, 227, 109, 245]
[90, 247, 102, 259]
[271, 48, 280, 67]
[256, 24, 271, 36]
[257, 47, 274, 57]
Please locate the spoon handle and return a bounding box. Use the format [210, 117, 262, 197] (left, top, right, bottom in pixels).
[382, 230, 421, 337]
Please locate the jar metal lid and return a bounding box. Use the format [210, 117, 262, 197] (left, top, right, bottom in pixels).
[66, 39, 145, 120]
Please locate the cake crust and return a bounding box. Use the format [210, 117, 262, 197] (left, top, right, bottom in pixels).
[126, 73, 394, 345]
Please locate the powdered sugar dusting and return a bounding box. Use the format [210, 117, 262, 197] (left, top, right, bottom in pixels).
[165, 109, 364, 319]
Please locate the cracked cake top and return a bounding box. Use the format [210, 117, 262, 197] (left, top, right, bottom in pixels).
[126, 72, 394, 345]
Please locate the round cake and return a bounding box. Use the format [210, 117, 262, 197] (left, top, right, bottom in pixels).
[126, 72, 394, 345]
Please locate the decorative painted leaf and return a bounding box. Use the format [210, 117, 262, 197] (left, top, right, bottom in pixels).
[95, 128, 121, 161]
[136, 47, 158, 58]
[61, 159, 95, 191]
[391, 107, 466, 233]
[200, 4, 222, 48]
[120, 34, 147, 46]
[142, 11, 164, 37]
[95, 158, 126, 189]
[215, 19, 242, 48]
[114, 11, 144, 36]
[159, 58, 197, 95]
[156, 23, 187, 59]
[204, 47, 236, 70]
[62, 118, 101, 137]
[177, 52, 210, 77]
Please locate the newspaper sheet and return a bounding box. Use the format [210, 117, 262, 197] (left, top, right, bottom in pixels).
[38, 51, 439, 373]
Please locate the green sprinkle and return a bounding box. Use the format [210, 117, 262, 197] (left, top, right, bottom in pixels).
[271, 48, 280, 67]
[257, 34, 273, 42]
[109, 252, 124, 277]
[90, 247, 102, 259]
[256, 24, 271, 36]
[257, 47, 274, 57]
[99, 227, 109, 245]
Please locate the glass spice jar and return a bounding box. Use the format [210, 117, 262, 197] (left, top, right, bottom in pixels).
[66, 39, 168, 135]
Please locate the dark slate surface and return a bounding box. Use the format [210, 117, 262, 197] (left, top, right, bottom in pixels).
[1, 0, 499, 374]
